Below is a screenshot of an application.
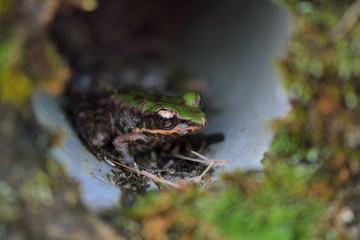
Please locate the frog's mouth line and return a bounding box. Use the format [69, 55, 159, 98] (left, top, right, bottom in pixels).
[134, 125, 204, 135]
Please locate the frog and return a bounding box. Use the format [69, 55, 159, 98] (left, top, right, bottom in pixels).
[68, 87, 207, 171]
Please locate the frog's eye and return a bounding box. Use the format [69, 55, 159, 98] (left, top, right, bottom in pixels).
[155, 108, 178, 130]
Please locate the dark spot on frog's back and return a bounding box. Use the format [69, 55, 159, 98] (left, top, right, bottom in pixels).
[185, 107, 201, 115]
[181, 98, 187, 105]
[121, 89, 131, 94]
[154, 95, 162, 102]
[142, 109, 153, 117]
[134, 94, 143, 101]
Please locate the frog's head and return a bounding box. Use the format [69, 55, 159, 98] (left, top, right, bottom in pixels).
[142, 91, 207, 136]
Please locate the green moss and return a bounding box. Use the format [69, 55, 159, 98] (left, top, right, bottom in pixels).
[0, 0, 13, 15]
[0, 11, 69, 105]
[0, 35, 68, 105]
[269, 125, 307, 158]
[0, 68, 30, 106]
[0, 33, 33, 105]
[120, 162, 325, 239]
[0, 181, 19, 224]
[0, 68, 34, 105]
[264, 0, 360, 237]
[0, 152, 84, 238]
[206, 165, 324, 240]
[19, 170, 55, 211]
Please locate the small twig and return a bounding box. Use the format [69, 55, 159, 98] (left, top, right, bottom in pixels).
[110, 159, 181, 188]
[190, 150, 209, 160]
[194, 161, 214, 182]
[109, 159, 137, 172]
[172, 153, 228, 166]
[104, 156, 116, 167]
[172, 151, 228, 182]
[331, 0, 360, 40]
[141, 170, 181, 189]
[162, 160, 174, 170]
[143, 169, 168, 173]
[109, 150, 228, 187]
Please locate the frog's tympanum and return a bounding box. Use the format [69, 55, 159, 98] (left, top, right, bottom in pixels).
[70, 88, 207, 170]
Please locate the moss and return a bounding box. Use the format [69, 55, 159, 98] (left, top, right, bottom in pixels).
[0, 67, 34, 104]
[0, 0, 13, 15]
[113, 162, 324, 239]
[0, 155, 71, 238]
[206, 165, 325, 240]
[0, 34, 69, 105]
[268, 124, 308, 159]
[0, 32, 32, 105]
[0, 5, 69, 106]
[0, 181, 19, 224]
[266, 0, 360, 237]
[272, 0, 360, 182]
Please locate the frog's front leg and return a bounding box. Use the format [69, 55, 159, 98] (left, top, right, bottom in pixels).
[112, 133, 147, 170]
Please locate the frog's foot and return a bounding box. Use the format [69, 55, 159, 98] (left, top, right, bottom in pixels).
[123, 154, 141, 175]
[100, 150, 140, 174]
[113, 133, 146, 174]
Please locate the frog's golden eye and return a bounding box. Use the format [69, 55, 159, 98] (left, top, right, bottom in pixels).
[155, 108, 177, 130]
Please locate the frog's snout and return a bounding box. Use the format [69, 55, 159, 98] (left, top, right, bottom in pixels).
[201, 117, 207, 128]
[190, 117, 207, 134]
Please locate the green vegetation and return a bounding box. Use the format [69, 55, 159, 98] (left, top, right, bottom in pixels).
[0, 155, 80, 238]
[118, 163, 325, 239]
[0, 33, 33, 105]
[272, 0, 360, 189]
[0, 5, 69, 105]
